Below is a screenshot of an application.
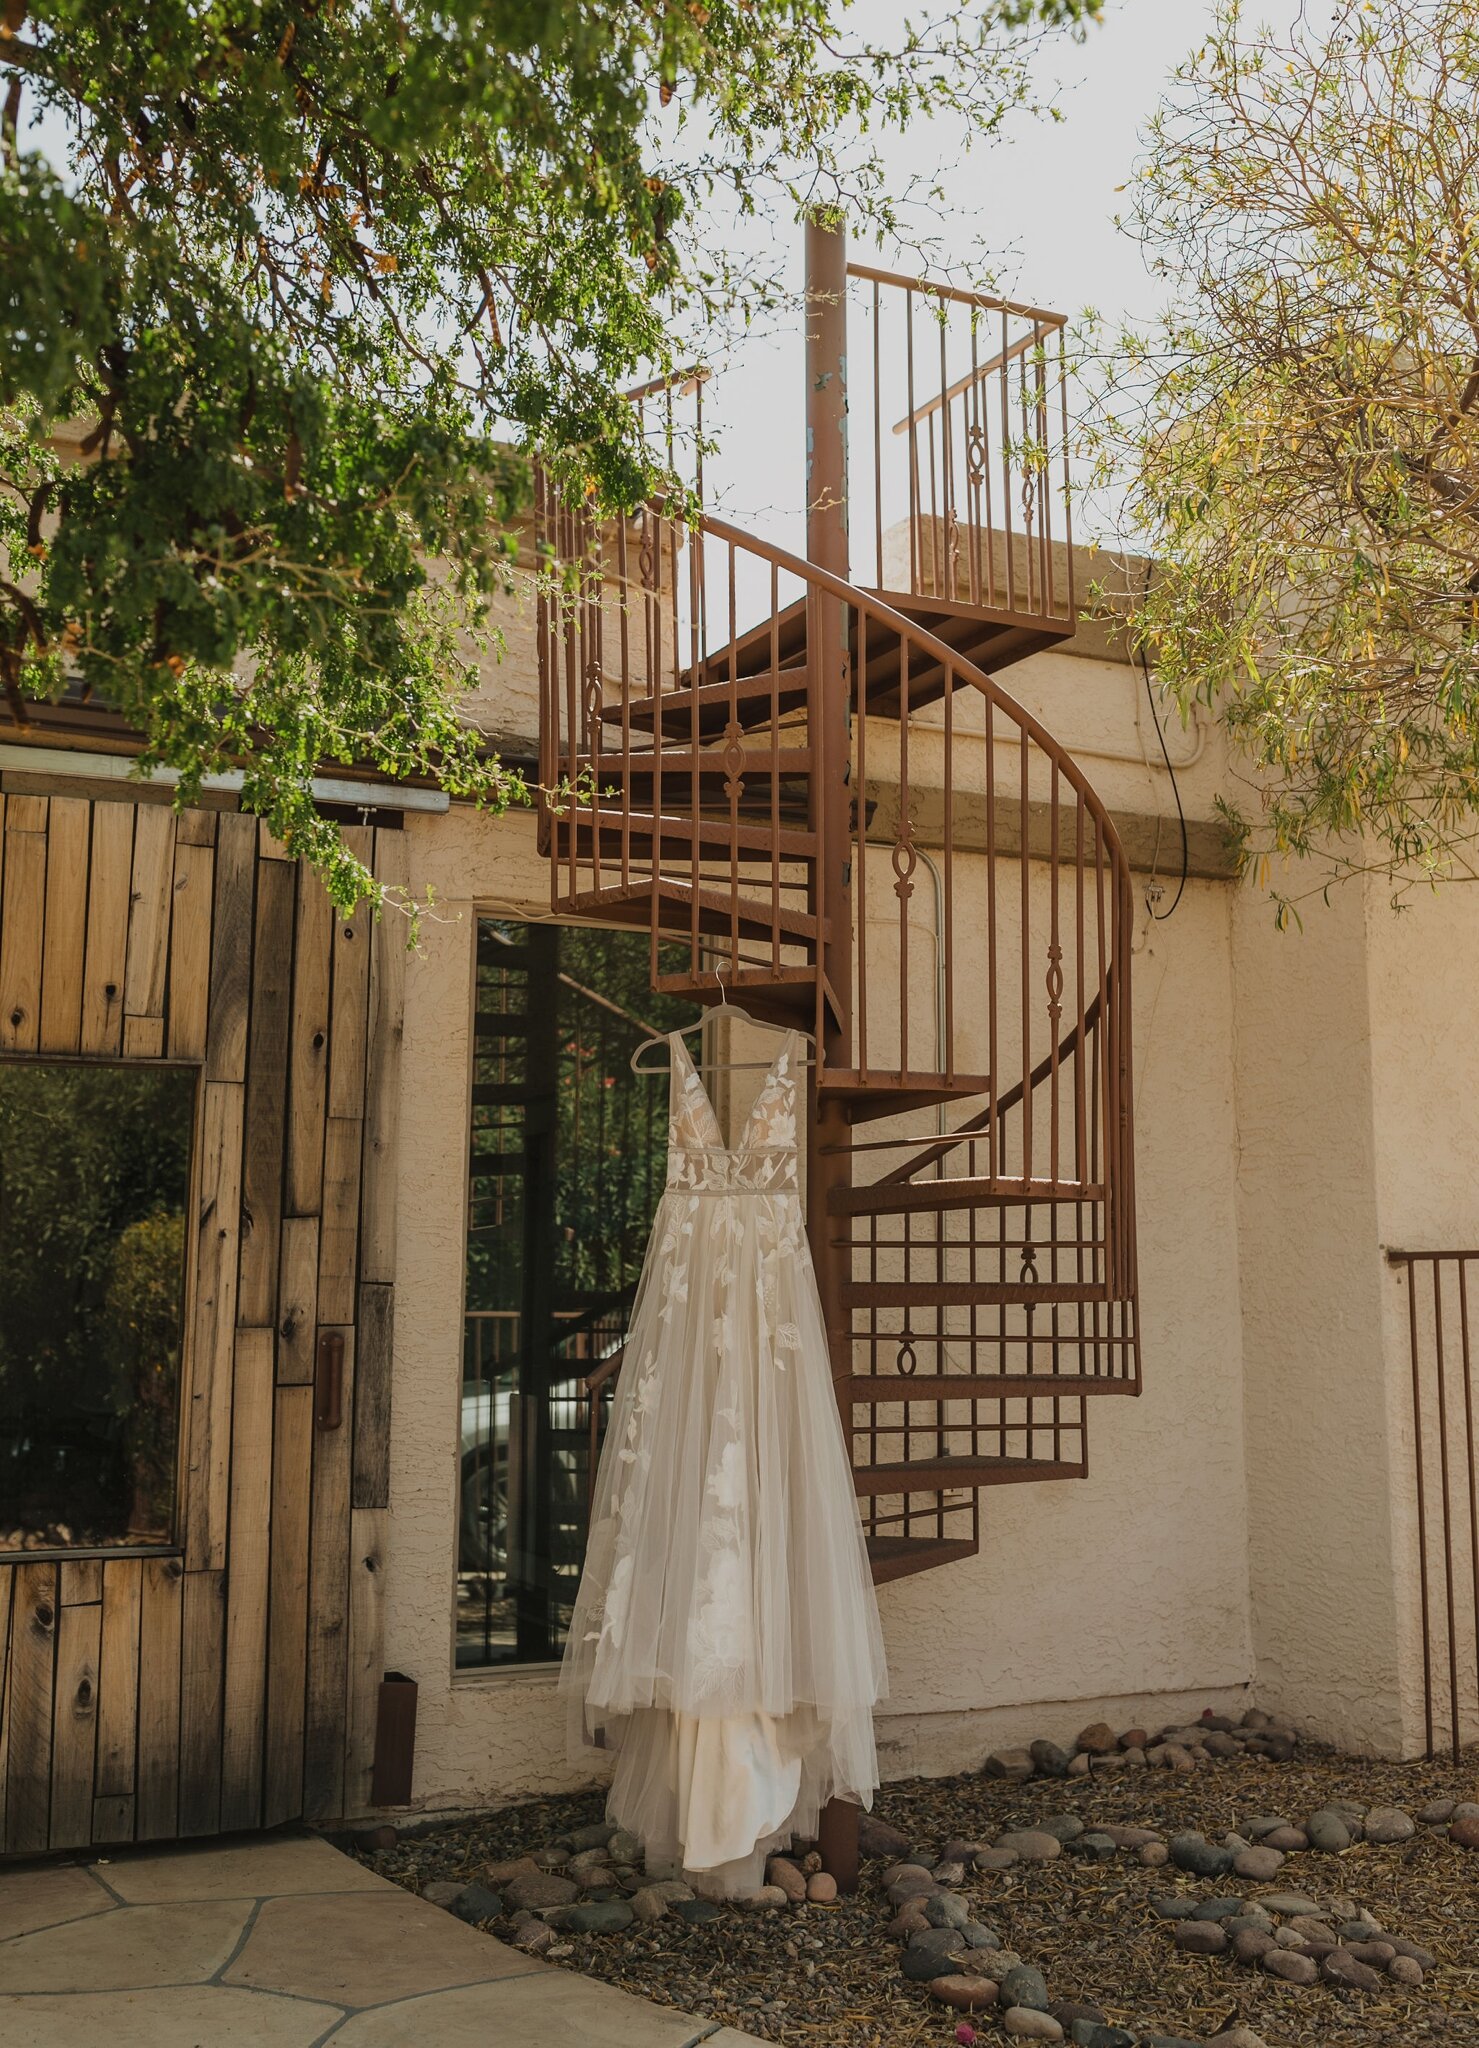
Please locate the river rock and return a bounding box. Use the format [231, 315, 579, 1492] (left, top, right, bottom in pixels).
[1076, 1720, 1119, 1755]
[973, 1846, 1020, 1872]
[1070, 2028, 1135, 2048]
[670, 1896, 723, 1925]
[1415, 1797, 1455, 1825]
[1262, 1825, 1308, 1851]
[1211, 2030, 1273, 2048]
[510, 1917, 555, 1954]
[1002, 2010, 1064, 2042]
[734, 1885, 788, 1912]
[925, 1891, 971, 1930]
[1169, 1832, 1233, 1877]
[1231, 1928, 1275, 1964]
[1037, 1814, 1085, 1843]
[1030, 1739, 1073, 1777]
[1363, 1806, 1415, 1844]
[1287, 1915, 1337, 1944]
[1346, 1939, 1397, 1967]
[1254, 1890, 1322, 1916]
[1388, 1954, 1425, 1986]
[1118, 1726, 1149, 1750]
[1139, 1841, 1169, 1867]
[1263, 1948, 1318, 1985]
[1174, 1920, 1227, 1955]
[999, 1962, 1051, 2011]
[1323, 1947, 1383, 1991]
[1097, 1825, 1161, 1849]
[985, 1747, 1035, 1781]
[1306, 1809, 1353, 1853]
[486, 1855, 543, 1888]
[889, 1902, 931, 1937]
[1066, 1752, 1092, 1777]
[1451, 1814, 1479, 1848]
[962, 1920, 1003, 1951]
[1388, 1935, 1436, 1966]
[1148, 1893, 1198, 1919]
[1189, 1895, 1245, 1921]
[807, 1872, 837, 1903]
[903, 1928, 972, 1980]
[860, 1814, 914, 1859]
[994, 1830, 1062, 1863]
[1233, 1845, 1284, 1882]
[929, 1973, 1000, 2011]
[448, 1883, 503, 1925]
[504, 1872, 579, 1912]
[767, 1856, 807, 1901]
[1073, 1832, 1119, 1862]
[562, 1900, 635, 1933]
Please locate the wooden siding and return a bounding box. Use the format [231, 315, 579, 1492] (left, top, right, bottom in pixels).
[0, 796, 404, 1853]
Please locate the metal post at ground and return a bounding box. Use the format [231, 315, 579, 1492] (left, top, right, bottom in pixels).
[803, 207, 862, 1897]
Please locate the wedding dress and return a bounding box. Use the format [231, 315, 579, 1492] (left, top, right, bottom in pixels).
[560, 1029, 887, 1894]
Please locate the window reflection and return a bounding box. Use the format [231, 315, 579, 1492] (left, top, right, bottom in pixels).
[0, 1062, 194, 1552]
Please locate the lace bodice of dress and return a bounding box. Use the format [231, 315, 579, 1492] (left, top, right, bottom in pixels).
[665, 1032, 800, 1195]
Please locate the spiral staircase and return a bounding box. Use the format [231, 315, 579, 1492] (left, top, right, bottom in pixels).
[535, 227, 1141, 1606]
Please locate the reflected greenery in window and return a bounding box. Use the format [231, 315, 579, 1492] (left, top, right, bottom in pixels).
[0, 1062, 195, 1551]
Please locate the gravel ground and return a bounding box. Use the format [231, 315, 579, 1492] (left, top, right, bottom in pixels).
[354, 1744, 1479, 2047]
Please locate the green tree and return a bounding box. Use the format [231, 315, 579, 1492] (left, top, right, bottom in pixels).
[1088, 0, 1479, 914]
[2, 0, 1100, 913]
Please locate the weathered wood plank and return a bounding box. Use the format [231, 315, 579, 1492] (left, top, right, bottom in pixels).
[176, 807, 219, 848]
[0, 1568, 14, 1847]
[352, 1282, 394, 1512]
[0, 803, 47, 1053]
[220, 1328, 274, 1832]
[359, 832, 407, 1285]
[95, 1560, 143, 1805]
[303, 1326, 354, 1821]
[60, 1559, 102, 1606]
[264, 1383, 312, 1827]
[38, 795, 90, 1055]
[178, 1568, 226, 1836]
[326, 843, 373, 1123]
[80, 801, 135, 1056]
[136, 1555, 183, 1841]
[167, 838, 215, 1061]
[318, 1116, 364, 1328]
[259, 819, 292, 860]
[183, 1081, 245, 1570]
[343, 1507, 388, 1817]
[205, 811, 257, 1085]
[287, 870, 334, 1214]
[276, 1215, 320, 1386]
[5, 1563, 58, 1854]
[91, 1794, 135, 1843]
[122, 1014, 166, 1059]
[237, 861, 295, 1327]
[123, 803, 176, 1027]
[4, 793, 48, 832]
[49, 1599, 102, 1850]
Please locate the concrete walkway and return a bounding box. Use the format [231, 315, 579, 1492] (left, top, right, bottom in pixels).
[0, 1832, 771, 2047]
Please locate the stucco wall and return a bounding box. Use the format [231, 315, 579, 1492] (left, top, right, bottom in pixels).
[377, 790, 1256, 1819]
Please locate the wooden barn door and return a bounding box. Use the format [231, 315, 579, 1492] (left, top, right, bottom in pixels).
[0, 790, 402, 1853]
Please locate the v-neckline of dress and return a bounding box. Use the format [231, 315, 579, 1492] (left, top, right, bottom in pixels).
[669, 1028, 797, 1160]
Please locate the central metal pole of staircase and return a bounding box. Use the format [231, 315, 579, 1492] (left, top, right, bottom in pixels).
[804, 209, 862, 1895]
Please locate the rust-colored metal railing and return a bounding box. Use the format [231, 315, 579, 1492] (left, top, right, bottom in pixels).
[847, 264, 1075, 627]
[1388, 1249, 1479, 1759]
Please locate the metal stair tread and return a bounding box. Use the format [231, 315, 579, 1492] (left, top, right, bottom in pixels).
[852, 1452, 1086, 1494]
[564, 878, 824, 944]
[842, 1372, 1137, 1401]
[866, 1533, 978, 1586]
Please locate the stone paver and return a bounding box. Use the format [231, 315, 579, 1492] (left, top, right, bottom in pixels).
[222, 1890, 531, 2006]
[331, 1972, 710, 2048]
[0, 1984, 343, 2047]
[0, 1830, 755, 2047]
[0, 1866, 111, 1944]
[0, 1901, 250, 1994]
[100, 1832, 392, 1903]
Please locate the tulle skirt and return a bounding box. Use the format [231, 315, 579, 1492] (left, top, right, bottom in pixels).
[559, 1176, 887, 1893]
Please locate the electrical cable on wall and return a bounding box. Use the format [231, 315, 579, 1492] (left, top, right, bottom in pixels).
[1139, 559, 1188, 921]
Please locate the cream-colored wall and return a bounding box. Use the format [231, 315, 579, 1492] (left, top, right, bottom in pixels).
[378, 790, 1256, 1818]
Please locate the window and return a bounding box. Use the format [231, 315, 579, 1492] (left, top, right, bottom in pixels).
[0, 1061, 195, 1553]
[458, 920, 699, 1668]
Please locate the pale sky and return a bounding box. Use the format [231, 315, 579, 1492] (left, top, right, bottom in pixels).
[700, 0, 1224, 553]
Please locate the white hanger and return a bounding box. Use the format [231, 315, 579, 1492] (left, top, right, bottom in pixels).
[629, 962, 815, 1074]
